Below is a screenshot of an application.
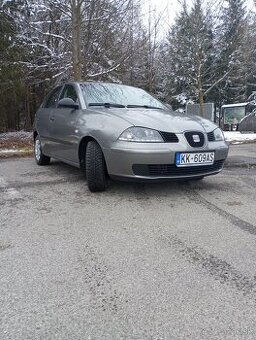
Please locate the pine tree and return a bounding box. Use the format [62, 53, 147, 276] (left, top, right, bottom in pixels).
[0, 11, 27, 130]
[161, 0, 215, 114]
[238, 13, 256, 101]
[214, 0, 247, 105]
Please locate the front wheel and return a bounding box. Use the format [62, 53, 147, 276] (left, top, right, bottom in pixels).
[34, 136, 51, 165]
[85, 141, 107, 192]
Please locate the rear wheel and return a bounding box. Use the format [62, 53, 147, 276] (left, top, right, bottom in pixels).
[34, 136, 51, 165]
[85, 141, 107, 192]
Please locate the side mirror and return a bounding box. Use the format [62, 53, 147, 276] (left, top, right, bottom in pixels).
[58, 98, 79, 110]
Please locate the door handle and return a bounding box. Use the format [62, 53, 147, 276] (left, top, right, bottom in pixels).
[50, 117, 55, 122]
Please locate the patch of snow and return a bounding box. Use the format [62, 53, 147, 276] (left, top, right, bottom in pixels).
[222, 103, 248, 108]
[224, 131, 256, 144]
[0, 131, 32, 140]
[0, 149, 27, 154]
[175, 93, 194, 105]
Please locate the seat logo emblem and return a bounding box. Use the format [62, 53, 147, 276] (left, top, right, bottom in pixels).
[192, 134, 200, 143]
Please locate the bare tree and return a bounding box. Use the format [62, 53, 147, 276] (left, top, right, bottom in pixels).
[0, 0, 144, 130]
[1, 0, 137, 83]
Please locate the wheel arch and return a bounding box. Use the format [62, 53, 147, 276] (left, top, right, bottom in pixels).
[33, 131, 38, 141]
[78, 136, 105, 169]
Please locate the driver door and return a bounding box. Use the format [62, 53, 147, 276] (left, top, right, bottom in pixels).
[50, 84, 82, 163]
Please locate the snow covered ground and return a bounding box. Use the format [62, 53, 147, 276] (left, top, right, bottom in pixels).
[224, 131, 256, 144]
[0, 149, 29, 154]
[0, 131, 32, 140]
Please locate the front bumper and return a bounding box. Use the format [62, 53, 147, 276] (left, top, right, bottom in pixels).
[103, 138, 229, 180]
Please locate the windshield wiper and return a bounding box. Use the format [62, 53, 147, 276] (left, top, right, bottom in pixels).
[88, 102, 126, 108]
[127, 104, 163, 110]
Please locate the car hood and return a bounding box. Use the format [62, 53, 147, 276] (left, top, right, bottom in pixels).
[96, 108, 217, 133]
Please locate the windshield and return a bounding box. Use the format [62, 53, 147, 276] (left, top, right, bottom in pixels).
[223, 107, 246, 124]
[80, 83, 167, 110]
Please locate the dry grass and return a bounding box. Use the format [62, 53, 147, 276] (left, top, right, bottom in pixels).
[0, 138, 33, 149]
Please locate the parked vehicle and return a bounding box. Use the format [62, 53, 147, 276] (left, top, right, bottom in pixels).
[220, 102, 256, 131]
[238, 109, 256, 133]
[33, 82, 229, 192]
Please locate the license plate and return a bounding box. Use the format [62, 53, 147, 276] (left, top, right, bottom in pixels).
[176, 152, 214, 166]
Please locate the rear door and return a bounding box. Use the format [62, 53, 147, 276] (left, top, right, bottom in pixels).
[50, 84, 82, 163]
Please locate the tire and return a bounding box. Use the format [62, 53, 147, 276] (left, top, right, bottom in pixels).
[85, 141, 107, 192]
[34, 135, 51, 165]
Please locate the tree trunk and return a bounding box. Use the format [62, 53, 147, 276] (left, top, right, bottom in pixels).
[198, 76, 204, 117]
[72, 0, 82, 81]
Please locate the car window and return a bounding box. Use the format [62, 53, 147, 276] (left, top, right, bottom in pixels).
[60, 85, 79, 103]
[44, 86, 62, 108]
[80, 83, 166, 110]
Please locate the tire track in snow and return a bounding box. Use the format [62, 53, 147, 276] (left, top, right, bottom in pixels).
[185, 184, 256, 236]
[161, 234, 256, 297]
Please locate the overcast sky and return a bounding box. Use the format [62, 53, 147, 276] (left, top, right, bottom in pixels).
[142, 0, 255, 35]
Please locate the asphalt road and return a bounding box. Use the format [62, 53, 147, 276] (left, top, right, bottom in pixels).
[0, 155, 256, 340]
[227, 143, 256, 167]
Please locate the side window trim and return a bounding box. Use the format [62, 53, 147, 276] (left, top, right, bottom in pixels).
[44, 85, 63, 109]
[60, 84, 80, 108]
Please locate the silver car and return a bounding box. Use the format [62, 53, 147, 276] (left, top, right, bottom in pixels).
[33, 82, 229, 192]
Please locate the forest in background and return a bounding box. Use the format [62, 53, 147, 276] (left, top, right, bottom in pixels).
[0, 0, 255, 131]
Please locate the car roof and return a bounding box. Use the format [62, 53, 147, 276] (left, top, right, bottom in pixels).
[222, 102, 249, 108]
[61, 81, 139, 89]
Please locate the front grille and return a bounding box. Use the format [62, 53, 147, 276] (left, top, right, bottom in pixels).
[207, 131, 215, 142]
[133, 160, 224, 177]
[184, 131, 205, 147]
[159, 131, 179, 143]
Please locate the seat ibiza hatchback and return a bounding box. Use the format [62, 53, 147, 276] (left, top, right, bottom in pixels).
[33, 82, 229, 192]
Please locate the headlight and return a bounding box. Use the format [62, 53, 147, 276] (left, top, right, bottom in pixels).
[213, 128, 224, 141]
[118, 127, 164, 142]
